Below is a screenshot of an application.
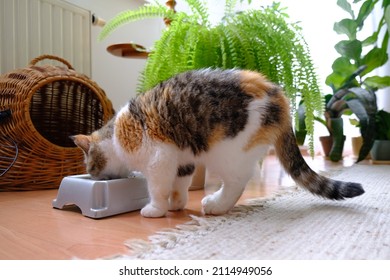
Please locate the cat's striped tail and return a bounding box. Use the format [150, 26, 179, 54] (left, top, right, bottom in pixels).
[274, 129, 364, 200]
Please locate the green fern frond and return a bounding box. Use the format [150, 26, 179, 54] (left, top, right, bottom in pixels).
[214, 27, 230, 68]
[139, 14, 199, 91]
[192, 27, 217, 68]
[138, 27, 174, 91]
[99, 5, 174, 41]
[218, 26, 239, 67]
[224, 0, 238, 18]
[185, 0, 210, 26]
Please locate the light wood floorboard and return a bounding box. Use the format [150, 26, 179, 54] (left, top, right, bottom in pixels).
[0, 155, 354, 259]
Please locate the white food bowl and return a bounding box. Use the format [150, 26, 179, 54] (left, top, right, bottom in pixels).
[52, 173, 149, 218]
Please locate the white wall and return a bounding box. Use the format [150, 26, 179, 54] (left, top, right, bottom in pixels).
[65, 0, 164, 111]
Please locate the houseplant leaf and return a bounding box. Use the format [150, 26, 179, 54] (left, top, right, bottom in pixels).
[360, 47, 388, 76]
[385, 5, 390, 35]
[325, 72, 347, 91]
[364, 76, 390, 89]
[345, 98, 376, 161]
[337, 0, 355, 18]
[326, 57, 358, 90]
[329, 117, 345, 162]
[333, 57, 357, 72]
[340, 65, 367, 89]
[362, 32, 379, 46]
[347, 87, 377, 112]
[335, 39, 362, 60]
[356, 0, 375, 28]
[334, 18, 357, 39]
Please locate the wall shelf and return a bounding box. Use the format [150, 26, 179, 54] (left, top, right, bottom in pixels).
[107, 43, 149, 59]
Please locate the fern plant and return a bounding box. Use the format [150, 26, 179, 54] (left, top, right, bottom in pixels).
[99, 0, 323, 153]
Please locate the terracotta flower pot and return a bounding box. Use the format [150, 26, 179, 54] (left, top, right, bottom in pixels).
[319, 136, 333, 157]
[351, 136, 370, 160]
[319, 135, 346, 158]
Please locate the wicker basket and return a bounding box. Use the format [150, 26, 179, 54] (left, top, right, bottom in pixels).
[0, 55, 115, 191]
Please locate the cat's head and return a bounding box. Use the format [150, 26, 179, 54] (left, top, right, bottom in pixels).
[71, 133, 128, 180]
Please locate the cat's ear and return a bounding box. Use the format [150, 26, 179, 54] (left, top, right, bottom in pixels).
[70, 135, 91, 154]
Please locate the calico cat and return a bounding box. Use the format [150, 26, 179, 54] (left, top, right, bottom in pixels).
[72, 69, 364, 218]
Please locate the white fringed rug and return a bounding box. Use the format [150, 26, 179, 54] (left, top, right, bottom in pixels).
[115, 164, 390, 260]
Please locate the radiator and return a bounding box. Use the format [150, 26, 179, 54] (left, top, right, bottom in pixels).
[0, 0, 91, 76]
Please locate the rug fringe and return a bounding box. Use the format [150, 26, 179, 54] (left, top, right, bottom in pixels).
[121, 187, 299, 258]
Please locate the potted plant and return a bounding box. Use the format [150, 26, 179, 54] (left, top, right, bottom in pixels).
[324, 67, 379, 162]
[296, 0, 390, 162]
[370, 109, 390, 161]
[296, 93, 350, 159]
[99, 0, 323, 154]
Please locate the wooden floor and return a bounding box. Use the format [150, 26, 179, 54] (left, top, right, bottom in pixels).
[0, 154, 355, 260]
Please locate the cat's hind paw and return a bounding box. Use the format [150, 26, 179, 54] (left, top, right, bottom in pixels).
[201, 194, 230, 215]
[140, 203, 167, 218]
[168, 191, 187, 211]
[168, 201, 186, 211]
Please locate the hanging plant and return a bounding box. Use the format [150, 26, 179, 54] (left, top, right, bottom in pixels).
[99, 0, 323, 153]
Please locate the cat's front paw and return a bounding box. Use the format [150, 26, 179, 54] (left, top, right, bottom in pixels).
[201, 194, 230, 215]
[140, 203, 167, 218]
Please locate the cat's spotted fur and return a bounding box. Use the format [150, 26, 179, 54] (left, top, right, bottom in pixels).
[73, 69, 364, 218]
